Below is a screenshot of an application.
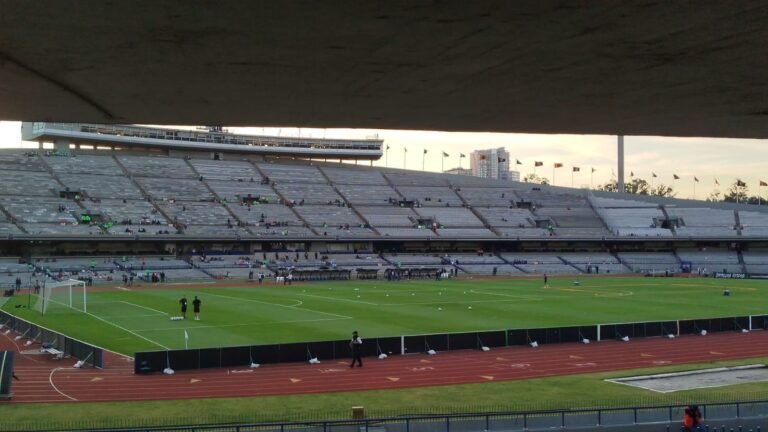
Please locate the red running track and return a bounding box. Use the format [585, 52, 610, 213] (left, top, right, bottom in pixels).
[2, 328, 768, 403]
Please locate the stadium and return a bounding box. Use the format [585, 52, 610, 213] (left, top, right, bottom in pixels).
[2, 3, 768, 432]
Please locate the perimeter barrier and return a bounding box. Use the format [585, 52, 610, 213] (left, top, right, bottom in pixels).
[134, 314, 768, 373]
[0, 310, 103, 368]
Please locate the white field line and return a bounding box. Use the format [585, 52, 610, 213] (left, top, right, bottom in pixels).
[203, 292, 352, 319]
[47, 298, 169, 350]
[49, 368, 78, 401]
[118, 301, 168, 315]
[297, 292, 379, 305]
[132, 316, 350, 332]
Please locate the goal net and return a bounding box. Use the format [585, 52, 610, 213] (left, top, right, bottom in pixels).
[33, 279, 88, 315]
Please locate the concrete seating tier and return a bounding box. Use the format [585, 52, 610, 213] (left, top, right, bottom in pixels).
[0, 259, 33, 273]
[668, 208, 736, 237]
[193, 256, 254, 269]
[460, 264, 523, 275]
[397, 186, 462, 207]
[21, 223, 104, 235]
[206, 267, 256, 279]
[313, 253, 386, 266]
[436, 228, 496, 238]
[138, 178, 213, 201]
[0, 152, 47, 172]
[59, 173, 144, 199]
[745, 264, 768, 274]
[258, 164, 325, 183]
[617, 252, 679, 270]
[335, 184, 400, 205]
[551, 228, 613, 238]
[676, 250, 740, 265]
[182, 225, 251, 237]
[590, 197, 658, 208]
[315, 226, 379, 238]
[356, 207, 418, 227]
[536, 207, 605, 228]
[497, 227, 549, 238]
[157, 201, 233, 225]
[117, 155, 197, 178]
[518, 190, 590, 209]
[501, 253, 564, 264]
[275, 184, 343, 205]
[384, 254, 444, 265]
[741, 251, 768, 265]
[0, 223, 23, 235]
[248, 226, 316, 237]
[228, 203, 304, 226]
[82, 199, 167, 224]
[515, 263, 578, 274]
[384, 171, 449, 186]
[443, 253, 504, 264]
[322, 166, 388, 185]
[558, 253, 619, 264]
[208, 181, 280, 203]
[114, 257, 190, 270]
[46, 154, 121, 176]
[415, 207, 484, 227]
[0, 171, 59, 196]
[37, 257, 120, 272]
[189, 159, 261, 181]
[597, 208, 672, 237]
[675, 227, 738, 237]
[378, 228, 435, 238]
[473, 207, 534, 227]
[139, 268, 211, 281]
[738, 211, 768, 236]
[0, 197, 79, 223]
[294, 206, 365, 226]
[455, 187, 519, 207]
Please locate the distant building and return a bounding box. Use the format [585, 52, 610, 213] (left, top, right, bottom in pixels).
[444, 167, 472, 176]
[508, 170, 521, 182]
[470, 148, 511, 180]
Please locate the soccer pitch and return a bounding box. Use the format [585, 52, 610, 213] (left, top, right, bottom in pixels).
[3, 276, 768, 356]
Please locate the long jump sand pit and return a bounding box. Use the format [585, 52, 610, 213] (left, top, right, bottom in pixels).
[607, 365, 768, 393]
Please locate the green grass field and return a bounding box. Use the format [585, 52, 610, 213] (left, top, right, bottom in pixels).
[3, 276, 768, 355]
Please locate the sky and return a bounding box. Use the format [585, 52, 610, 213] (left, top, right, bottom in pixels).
[1, 120, 766, 200]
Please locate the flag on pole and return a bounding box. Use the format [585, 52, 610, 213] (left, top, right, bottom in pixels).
[652, 172, 657, 178]
[572, 167, 580, 172]
[591, 168, 596, 173]
[737, 180, 746, 187]
[480, 155, 487, 160]
[516, 159, 522, 165]
[423, 149, 427, 154]
[386, 145, 390, 150]
[498, 157, 506, 162]
[694, 176, 699, 182]
[460, 153, 466, 158]
[442, 152, 449, 157]
[404, 147, 408, 153]
[534, 161, 543, 167]
[715, 179, 720, 186]
[554, 163, 563, 168]
[673, 174, 680, 180]
[630, 171, 635, 177]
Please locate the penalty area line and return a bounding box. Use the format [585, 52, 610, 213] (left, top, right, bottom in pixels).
[119, 301, 168, 315]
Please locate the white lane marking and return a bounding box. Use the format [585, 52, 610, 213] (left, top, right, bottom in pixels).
[49, 368, 78, 401]
[297, 292, 378, 305]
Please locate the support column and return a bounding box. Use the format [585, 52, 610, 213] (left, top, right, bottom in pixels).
[617, 135, 625, 193]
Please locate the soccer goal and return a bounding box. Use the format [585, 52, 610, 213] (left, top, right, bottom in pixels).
[33, 279, 88, 315]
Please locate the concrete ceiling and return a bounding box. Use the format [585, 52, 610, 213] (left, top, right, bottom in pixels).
[2, 1, 768, 138]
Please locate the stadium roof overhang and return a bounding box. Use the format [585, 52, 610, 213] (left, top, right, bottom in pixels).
[2, 1, 768, 138]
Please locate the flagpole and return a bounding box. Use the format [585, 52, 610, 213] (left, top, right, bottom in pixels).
[403, 148, 407, 169]
[422, 150, 425, 172]
[385, 146, 389, 168]
[693, 179, 696, 200]
[441, 153, 445, 173]
[571, 170, 574, 188]
[590, 169, 593, 189]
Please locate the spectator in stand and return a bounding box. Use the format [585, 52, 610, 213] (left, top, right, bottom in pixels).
[682, 405, 702, 432]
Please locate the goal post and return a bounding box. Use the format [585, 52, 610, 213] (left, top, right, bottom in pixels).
[33, 279, 87, 315]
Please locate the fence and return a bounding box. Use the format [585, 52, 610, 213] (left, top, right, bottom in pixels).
[134, 314, 768, 373]
[15, 400, 768, 432]
[0, 310, 103, 368]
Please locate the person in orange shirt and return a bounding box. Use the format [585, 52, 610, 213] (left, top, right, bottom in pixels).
[682, 405, 702, 432]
